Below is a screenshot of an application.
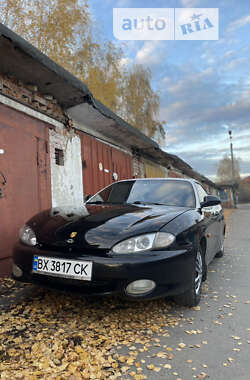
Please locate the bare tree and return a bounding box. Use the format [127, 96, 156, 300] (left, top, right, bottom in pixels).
[216, 155, 241, 183]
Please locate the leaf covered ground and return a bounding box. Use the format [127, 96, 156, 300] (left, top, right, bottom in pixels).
[0, 284, 179, 380]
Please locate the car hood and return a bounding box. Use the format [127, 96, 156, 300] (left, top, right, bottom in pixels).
[28, 204, 190, 250]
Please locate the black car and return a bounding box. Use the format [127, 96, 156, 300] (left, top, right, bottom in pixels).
[12, 178, 225, 307]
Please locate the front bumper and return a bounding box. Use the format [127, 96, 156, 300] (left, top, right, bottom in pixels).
[12, 243, 195, 300]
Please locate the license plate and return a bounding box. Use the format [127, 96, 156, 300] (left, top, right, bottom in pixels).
[32, 256, 92, 281]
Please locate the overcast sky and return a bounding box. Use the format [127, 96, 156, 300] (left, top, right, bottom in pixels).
[90, 0, 250, 180]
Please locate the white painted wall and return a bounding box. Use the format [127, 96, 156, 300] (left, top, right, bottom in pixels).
[50, 128, 83, 208]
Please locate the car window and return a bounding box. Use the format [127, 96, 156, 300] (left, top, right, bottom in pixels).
[196, 183, 208, 203]
[88, 180, 196, 208]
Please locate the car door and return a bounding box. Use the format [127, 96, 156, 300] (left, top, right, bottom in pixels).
[195, 183, 216, 264]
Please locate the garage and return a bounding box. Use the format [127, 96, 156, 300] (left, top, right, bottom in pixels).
[0, 103, 51, 275]
[80, 132, 133, 197]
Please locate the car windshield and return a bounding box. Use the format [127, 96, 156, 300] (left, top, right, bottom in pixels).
[88, 180, 196, 208]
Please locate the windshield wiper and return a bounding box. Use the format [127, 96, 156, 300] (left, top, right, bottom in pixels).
[127, 201, 167, 206]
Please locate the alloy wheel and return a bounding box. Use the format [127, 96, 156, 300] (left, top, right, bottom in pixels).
[195, 251, 203, 295]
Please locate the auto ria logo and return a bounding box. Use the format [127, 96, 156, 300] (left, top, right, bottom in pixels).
[180, 13, 214, 35]
[113, 8, 219, 40]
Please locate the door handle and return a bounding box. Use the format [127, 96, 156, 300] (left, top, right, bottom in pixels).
[0, 171, 6, 185]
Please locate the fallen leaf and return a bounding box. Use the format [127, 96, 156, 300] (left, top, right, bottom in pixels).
[164, 364, 172, 369]
[178, 343, 186, 349]
[192, 306, 201, 311]
[147, 364, 155, 370]
[154, 367, 161, 372]
[156, 351, 167, 358]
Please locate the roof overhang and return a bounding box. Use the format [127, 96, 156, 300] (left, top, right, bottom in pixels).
[67, 99, 159, 151]
[0, 23, 91, 108]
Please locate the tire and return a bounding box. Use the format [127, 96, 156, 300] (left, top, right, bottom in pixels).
[201, 245, 207, 282]
[173, 248, 203, 307]
[215, 241, 224, 258]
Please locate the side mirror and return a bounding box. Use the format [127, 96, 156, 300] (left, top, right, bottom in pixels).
[200, 195, 221, 208]
[84, 194, 92, 202]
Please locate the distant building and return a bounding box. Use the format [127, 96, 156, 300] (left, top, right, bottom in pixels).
[216, 183, 234, 208]
[242, 176, 250, 184]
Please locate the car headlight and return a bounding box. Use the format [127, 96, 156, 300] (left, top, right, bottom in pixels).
[19, 224, 37, 246]
[112, 232, 175, 254]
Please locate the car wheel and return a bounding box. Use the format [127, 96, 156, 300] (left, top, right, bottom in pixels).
[215, 241, 224, 258]
[201, 244, 207, 282]
[173, 248, 203, 307]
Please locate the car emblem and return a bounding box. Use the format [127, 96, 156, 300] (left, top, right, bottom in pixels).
[70, 231, 78, 238]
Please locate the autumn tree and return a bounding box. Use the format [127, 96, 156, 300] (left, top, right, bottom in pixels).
[0, 0, 90, 73]
[0, 0, 24, 27]
[72, 38, 124, 113]
[216, 155, 241, 183]
[121, 64, 166, 143]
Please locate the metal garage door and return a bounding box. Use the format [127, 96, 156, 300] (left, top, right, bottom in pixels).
[144, 161, 167, 178]
[80, 133, 133, 197]
[0, 103, 51, 276]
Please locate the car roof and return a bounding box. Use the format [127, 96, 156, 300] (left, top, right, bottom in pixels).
[116, 178, 199, 184]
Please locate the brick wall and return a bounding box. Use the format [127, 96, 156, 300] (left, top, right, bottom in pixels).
[0, 74, 67, 123]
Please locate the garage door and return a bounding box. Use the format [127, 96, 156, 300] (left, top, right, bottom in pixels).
[0, 103, 51, 276]
[144, 161, 167, 178]
[80, 133, 133, 197]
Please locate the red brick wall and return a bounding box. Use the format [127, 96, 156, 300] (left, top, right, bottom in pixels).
[0, 74, 66, 123]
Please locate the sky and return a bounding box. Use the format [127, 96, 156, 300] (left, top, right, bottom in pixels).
[90, 0, 250, 180]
